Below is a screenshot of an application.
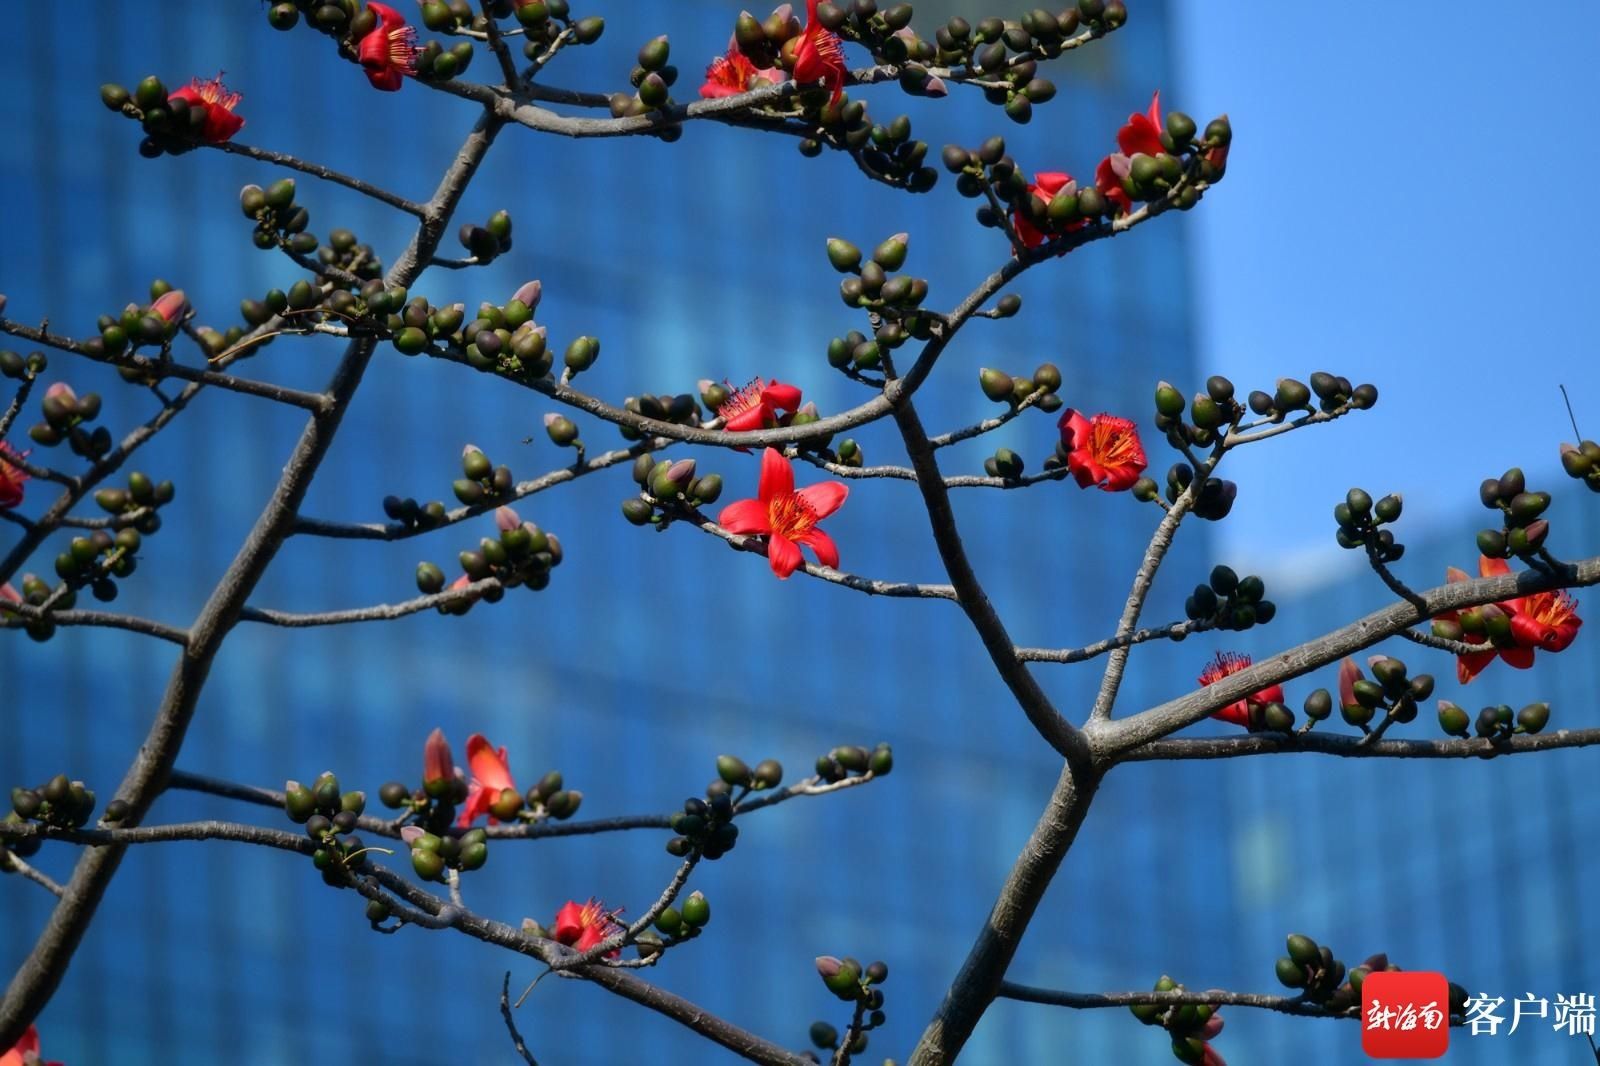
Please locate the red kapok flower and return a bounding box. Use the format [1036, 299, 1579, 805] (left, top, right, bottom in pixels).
[718, 448, 847, 579]
[357, 2, 419, 91]
[793, 0, 847, 104]
[700, 44, 783, 99]
[553, 897, 621, 955]
[168, 74, 244, 144]
[711, 377, 803, 432]
[1057, 409, 1148, 492]
[1433, 556, 1582, 682]
[1198, 651, 1284, 728]
[1010, 171, 1084, 250]
[1, 1025, 63, 1066]
[1094, 91, 1166, 216]
[457, 732, 518, 827]
[0, 442, 29, 510]
[422, 727, 454, 794]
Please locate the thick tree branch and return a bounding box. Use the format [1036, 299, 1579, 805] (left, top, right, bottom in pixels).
[997, 982, 1358, 1020]
[1120, 727, 1600, 761]
[1094, 555, 1600, 759]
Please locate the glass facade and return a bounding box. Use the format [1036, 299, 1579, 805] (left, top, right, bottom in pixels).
[8, 3, 1501, 1064]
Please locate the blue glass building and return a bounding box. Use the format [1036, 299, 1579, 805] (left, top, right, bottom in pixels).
[19, 4, 1587, 1065]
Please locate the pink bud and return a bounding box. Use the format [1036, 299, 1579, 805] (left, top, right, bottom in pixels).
[423, 727, 454, 787]
[697, 379, 715, 394]
[400, 826, 426, 845]
[494, 506, 521, 532]
[796, 401, 819, 417]
[151, 289, 188, 324]
[462, 443, 482, 458]
[43, 382, 78, 403]
[542, 412, 562, 427]
[666, 459, 697, 483]
[815, 955, 843, 978]
[510, 280, 542, 310]
[285, 780, 301, 793]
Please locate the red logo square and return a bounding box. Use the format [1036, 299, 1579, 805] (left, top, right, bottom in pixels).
[1361, 971, 1450, 1058]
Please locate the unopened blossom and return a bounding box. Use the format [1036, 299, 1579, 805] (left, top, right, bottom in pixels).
[357, 2, 419, 91]
[717, 448, 847, 579]
[0, 442, 29, 509]
[1198, 651, 1283, 728]
[1057, 409, 1148, 492]
[457, 732, 518, 827]
[553, 897, 621, 954]
[150, 289, 188, 324]
[168, 74, 244, 143]
[422, 727, 453, 793]
[792, 0, 847, 103]
[1434, 556, 1582, 682]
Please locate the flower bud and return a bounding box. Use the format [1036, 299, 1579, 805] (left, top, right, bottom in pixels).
[826, 238, 862, 273]
[1517, 701, 1550, 734]
[1303, 688, 1332, 721]
[1153, 381, 1185, 419]
[681, 890, 711, 927]
[1274, 378, 1310, 411]
[816, 955, 861, 998]
[284, 782, 315, 823]
[979, 368, 1014, 402]
[544, 412, 579, 446]
[716, 754, 751, 786]
[564, 335, 599, 372]
[871, 233, 909, 271]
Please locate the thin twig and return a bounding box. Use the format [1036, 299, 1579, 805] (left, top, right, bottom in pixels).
[0, 852, 65, 898]
[500, 972, 540, 1065]
[204, 140, 425, 216]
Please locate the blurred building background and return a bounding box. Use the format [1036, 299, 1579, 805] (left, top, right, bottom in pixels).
[1, 3, 1595, 1065]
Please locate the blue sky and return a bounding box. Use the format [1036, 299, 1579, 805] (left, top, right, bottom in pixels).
[1175, 4, 1600, 578]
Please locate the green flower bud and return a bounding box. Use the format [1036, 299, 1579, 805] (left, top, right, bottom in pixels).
[716, 754, 751, 786]
[1275, 956, 1307, 988]
[1274, 377, 1311, 411]
[621, 498, 654, 526]
[411, 847, 445, 880]
[979, 368, 1015, 402]
[564, 335, 599, 372]
[681, 890, 710, 927]
[752, 759, 783, 789]
[1154, 381, 1185, 419]
[826, 238, 862, 273]
[1375, 494, 1402, 523]
[872, 233, 909, 270]
[1302, 688, 1332, 721]
[1286, 934, 1319, 967]
[810, 1021, 839, 1050]
[868, 744, 893, 775]
[284, 783, 316, 824]
[1517, 701, 1550, 734]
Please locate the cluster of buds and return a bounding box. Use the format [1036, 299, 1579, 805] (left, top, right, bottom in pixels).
[978, 362, 1063, 413]
[1154, 375, 1249, 449]
[1154, 461, 1236, 522]
[1248, 371, 1377, 423]
[1333, 486, 1405, 563]
[621, 452, 723, 526]
[101, 74, 245, 154]
[450, 444, 515, 507]
[240, 179, 318, 259]
[1438, 699, 1550, 740]
[1474, 467, 1552, 559]
[649, 888, 711, 951]
[1559, 439, 1600, 493]
[816, 742, 892, 782]
[616, 389, 701, 439]
[10, 773, 101, 836]
[381, 494, 448, 531]
[512, 1, 606, 59]
[610, 35, 681, 120]
[1277, 935, 1467, 1018]
[1127, 975, 1222, 1065]
[282, 772, 375, 885]
[93, 471, 176, 539]
[417, 502, 563, 609]
[457, 209, 513, 265]
[921, 9, 1074, 124]
[81, 282, 205, 369]
[944, 135, 1103, 239]
[1327, 656, 1434, 732]
[265, 0, 480, 83]
[55, 523, 148, 603]
[826, 233, 935, 358]
[1185, 565, 1275, 631]
[402, 824, 488, 881]
[810, 956, 889, 1053]
[2, 574, 72, 641]
[392, 281, 551, 380]
[27, 382, 108, 460]
[661, 754, 783, 861]
[0, 349, 47, 382]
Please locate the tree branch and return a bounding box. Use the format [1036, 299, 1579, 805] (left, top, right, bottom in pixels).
[997, 981, 1358, 1020]
[1119, 727, 1600, 761]
[202, 140, 425, 217]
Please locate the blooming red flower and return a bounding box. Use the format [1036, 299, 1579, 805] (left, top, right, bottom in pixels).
[711, 377, 803, 432]
[553, 897, 621, 955]
[1010, 171, 1085, 250]
[0, 442, 29, 510]
[1095, 91, 1165, 216]
[0, 1025, 63, 1066]
[1198, 651, 1284, 728]
[168, 75, 244, 144]
[357, 2, 419, 92]
[793, 0, 847, 104]
[717, 448, 847, 579]
[1056, 409, 1147, 492]
[1434, 556, 1582, 683]
[457, 732, 518, 827]
[422, 727, 454, 793]
[700, 45, 782, 99]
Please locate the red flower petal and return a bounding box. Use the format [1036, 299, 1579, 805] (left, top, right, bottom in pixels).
[1498, 645, 1536, 670]
[465, 733, 515, 793]
[795, 480, 848, 520]
[756, 447, 794, 502]
[717, 497, 770, 535]
[1456, 648, 1497, 685]
[767, 532, 804, 578]
[762, 380, 803, 411]
[795, 527, 839, 569]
